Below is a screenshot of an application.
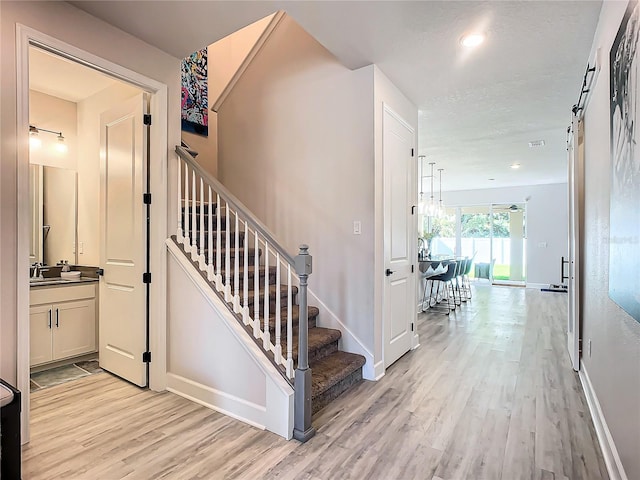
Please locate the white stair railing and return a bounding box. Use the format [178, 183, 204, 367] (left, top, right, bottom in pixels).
[174, 146, 304, 380]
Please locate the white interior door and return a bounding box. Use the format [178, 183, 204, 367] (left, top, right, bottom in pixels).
[383, 106, 415, 368]
[567, 114, 584, 371]
[99, 93, 149, 387]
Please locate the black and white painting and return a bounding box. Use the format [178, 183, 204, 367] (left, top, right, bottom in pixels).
[610, 0, 640, 322]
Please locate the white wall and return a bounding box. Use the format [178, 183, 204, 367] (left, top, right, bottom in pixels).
[167, 244, 293, 439]
[442, 183, 568, 286]
[76, 82, 141, 266]
[29, 90, 78, 265]
[580, 2, 640, 478]
[217, 16, 376, 361]
[29, 90, 77, 170]
[0, 0, 181, 385]
[181, 14, 273, 178]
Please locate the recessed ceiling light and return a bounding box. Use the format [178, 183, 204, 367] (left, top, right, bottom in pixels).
[460, 33, 485, 48]
[488, 178, 495, 181]
[528, 140, 545, 148]
[511, 163, 521, 169]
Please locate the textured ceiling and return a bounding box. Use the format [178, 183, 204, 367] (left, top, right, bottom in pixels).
[70, 0, 603, 191]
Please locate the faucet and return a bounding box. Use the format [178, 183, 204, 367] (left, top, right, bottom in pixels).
[31, 263, 41, 279]
[31, 263, 49, 280]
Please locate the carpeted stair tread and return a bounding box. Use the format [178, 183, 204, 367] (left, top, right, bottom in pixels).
[285, 327, 341, 363]
[267, 305, 319, 331]
[311, 351, 366, 399]
[246, 284, 298, 306]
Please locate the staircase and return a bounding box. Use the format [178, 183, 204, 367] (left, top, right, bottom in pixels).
[173, 146, 365, 422]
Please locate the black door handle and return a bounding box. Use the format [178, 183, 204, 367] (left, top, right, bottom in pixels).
[386, 269, 394, 276]
[48, 309, 52, 329]
[561, 256, 569, 282]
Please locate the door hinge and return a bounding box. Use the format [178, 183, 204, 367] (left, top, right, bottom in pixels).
[578, 338, 582, 354]
[142, 351, 151, 363]
[143, 272, 152, 284]
[411, 148, 415, 157]
[143, 114, 152, 126]
[143, 193, 152, 205]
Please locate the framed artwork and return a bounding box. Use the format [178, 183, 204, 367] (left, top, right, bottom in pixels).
[181, 48, 208, 136]
[609, 0, 640, 322]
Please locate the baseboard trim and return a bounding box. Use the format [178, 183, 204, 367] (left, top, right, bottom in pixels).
[167, 373, 266, 431]
[579, 364, 628, 480]
[374, 360, 385, 381]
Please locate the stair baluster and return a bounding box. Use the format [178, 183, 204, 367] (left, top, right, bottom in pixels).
[198, 178, 205, 269]
[215, 193, 222, 290]
[233, 212, 240, 312]
[191, 168, 197, 260]
[176, 158, 183, 243]
[286, 265, 293, 378]
[242, 221, 249, 325]
[207, 186, 214, 281]
[224, 203, 231, 302]
[184, 163, 190, 250]
[263, 245, 270, 350]
[253, 229, 260, 339]
[274, 253, 282, 364]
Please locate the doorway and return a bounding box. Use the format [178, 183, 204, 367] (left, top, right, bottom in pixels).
[16, 26, 169, 443]
[430, 203, 527, 286]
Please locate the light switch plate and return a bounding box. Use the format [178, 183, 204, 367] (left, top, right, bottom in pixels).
[353, 221, 361, 235]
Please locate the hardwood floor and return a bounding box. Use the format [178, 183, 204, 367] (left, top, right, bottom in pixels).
[23, 285, 608, 479]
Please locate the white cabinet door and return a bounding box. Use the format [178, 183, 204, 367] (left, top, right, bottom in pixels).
[30, 305, 53, 366]
[53, 299, 96, 361]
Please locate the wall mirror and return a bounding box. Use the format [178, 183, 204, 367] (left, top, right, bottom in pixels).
[30, 164, 78, 266]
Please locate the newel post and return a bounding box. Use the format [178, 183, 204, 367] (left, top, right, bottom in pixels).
[293, 244, 315, 442]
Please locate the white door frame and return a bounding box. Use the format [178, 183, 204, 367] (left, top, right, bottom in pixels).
[16, 24, 168, 443]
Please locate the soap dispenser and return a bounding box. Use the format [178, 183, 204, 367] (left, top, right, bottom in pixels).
[62, 260, 70, 272]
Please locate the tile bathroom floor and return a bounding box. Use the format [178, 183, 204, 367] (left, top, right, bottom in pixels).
[30, 359, 103, 392]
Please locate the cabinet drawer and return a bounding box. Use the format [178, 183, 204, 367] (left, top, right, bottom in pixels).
[30, 284, 96, 306]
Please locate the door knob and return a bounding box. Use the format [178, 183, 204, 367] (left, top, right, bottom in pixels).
[386, 269, 394, 276]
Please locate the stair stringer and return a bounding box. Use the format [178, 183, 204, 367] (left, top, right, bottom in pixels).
[166, 240, 294, 439]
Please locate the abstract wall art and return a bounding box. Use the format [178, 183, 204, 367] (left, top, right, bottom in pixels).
[181, 48, 208, 136]
[609, 0, 640, 322]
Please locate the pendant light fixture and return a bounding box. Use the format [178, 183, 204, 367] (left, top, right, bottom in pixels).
[418, 155, 426, 214]
[426, 162, 438, 216]
[437, 168, 445, 217]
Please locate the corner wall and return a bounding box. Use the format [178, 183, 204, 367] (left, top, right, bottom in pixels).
[580, 1, 640, 478]
[217, 16, 376, 359]
[442, 183, 568, 286]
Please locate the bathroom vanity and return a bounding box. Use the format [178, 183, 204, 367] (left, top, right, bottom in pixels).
[29, 280, 98, 367]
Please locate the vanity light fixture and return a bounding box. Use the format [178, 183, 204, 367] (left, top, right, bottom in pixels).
[460, 33, 485, 48]
[29, 124, 66, 152]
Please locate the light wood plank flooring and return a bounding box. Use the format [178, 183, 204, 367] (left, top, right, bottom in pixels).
[23, 285, 607, 479]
